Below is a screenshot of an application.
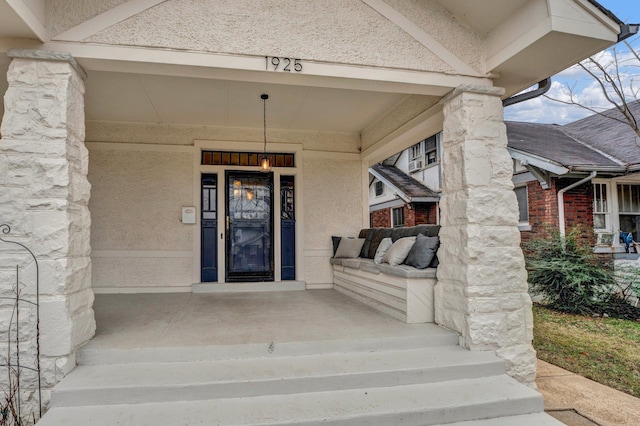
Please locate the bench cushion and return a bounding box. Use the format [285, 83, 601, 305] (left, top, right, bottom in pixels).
[383, 236, 416, 266]
[334, 238, 365, 258]
[379, 263, 437, 279]
[391, 225, 440, 242]
[405, 235, 439, 269]
[368, 228, 393, 259]
[358, 228, 376, 258]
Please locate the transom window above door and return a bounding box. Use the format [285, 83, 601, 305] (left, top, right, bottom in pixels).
[202, 151, 295, 167]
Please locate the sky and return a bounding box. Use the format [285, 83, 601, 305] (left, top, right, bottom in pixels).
[503, 0, 640, 124]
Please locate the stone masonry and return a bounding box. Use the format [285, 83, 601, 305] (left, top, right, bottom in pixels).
[0, 50, 95, 414]
[435, 86, 537, 386]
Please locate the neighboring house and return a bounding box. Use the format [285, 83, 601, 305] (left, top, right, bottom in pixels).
[371, 101, 640, 256]
[369, 160, 440, 228]
[508, 100, 640, 254]
[0, 0, 634, 422]
[369, 132, 443, 228]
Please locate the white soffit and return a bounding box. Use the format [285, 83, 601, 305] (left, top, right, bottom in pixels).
[0, 0, 44, 39]
[433, 0, 529, 36]
[84, 71, 408, 133]
[487, 0, 618, 95]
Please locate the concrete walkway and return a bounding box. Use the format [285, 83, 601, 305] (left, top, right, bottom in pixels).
[537, 360, 640, 426]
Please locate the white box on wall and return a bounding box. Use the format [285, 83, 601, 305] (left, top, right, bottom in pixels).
[182, 207, 196, 224]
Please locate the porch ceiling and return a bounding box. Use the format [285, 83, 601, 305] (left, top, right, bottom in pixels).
[0, 57, 415, 134]
[84, 70, 409, 133]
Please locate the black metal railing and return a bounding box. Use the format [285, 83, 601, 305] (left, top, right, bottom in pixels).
[0, 224, 41, 424]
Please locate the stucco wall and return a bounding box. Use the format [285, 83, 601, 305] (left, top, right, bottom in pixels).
[88, 147, 194, 290]
[86, 121, 360, 153]
[87, 121, 364, 290]
[49, 0, 127, 36]
[303, 155, 363, 286]
[383, 0, 484, 73]
[55, 0, 487, 75]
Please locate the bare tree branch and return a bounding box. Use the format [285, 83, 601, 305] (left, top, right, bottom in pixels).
[544, 37, 640, 139]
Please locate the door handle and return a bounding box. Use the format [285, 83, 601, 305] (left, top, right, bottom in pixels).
[226, 216, 230, 230]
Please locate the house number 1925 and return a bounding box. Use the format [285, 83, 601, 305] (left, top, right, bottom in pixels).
[265, 56, 303, 72]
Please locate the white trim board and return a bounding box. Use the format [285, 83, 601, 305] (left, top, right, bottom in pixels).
[92, 250, 193, 258]
[43, 42, 491, 96]
[86, 142, 193, 153]
[92, 286, 192, 294]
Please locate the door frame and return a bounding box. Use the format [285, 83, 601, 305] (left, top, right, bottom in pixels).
[192, 140, 304, 285]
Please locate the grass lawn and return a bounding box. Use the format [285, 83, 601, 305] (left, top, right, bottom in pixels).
[533, 304, 640, 398]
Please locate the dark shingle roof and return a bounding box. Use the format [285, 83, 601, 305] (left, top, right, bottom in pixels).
[506, 121, 621, 168]
[562, 100, 640, 165]
[370, 164, 438, 200]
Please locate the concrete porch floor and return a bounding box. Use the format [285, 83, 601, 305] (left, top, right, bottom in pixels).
[87, 289, 448, 351]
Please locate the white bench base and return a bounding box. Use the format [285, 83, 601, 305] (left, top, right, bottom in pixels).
[331, 259, 436, 324]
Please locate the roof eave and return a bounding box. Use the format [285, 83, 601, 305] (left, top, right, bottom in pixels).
[508, 147, 570, 175]
[368, 167, 411, 203]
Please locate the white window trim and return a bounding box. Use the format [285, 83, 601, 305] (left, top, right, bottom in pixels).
[592, 181, 611, 233]
[514, 184, 530, 231]
[391, 207, 404, 228]
[409, 142, 423, 161]
[424, 134, 439, 169]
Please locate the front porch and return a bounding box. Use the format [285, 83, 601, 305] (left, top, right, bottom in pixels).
[39, 289, 560, 425]
[87, 289, 444, 353]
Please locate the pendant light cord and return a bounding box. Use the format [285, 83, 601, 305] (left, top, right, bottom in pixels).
[262, 94, 268, 155]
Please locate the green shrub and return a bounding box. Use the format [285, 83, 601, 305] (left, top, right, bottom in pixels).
[524, 228, 615, 315]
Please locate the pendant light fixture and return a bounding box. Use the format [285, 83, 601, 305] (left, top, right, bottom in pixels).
[259, 93, 271, 173]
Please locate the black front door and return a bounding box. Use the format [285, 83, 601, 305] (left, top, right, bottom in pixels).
[225, 171, 274, 282]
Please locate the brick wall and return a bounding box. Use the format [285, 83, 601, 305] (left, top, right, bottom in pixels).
[414, 203, 438, 224]
[560, 179, 595, 246]
[520, 179, 558, 244]
[520, 178, 594, 245]
[370, 202, 438, 228]
[371, 208, 391, 227]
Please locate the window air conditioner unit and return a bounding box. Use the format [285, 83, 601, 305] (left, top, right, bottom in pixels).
[408, 160, 422, 172]
[596, 232, 614, 246]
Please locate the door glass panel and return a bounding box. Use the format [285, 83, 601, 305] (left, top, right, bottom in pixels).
[226, 172, 273, 282]
[201, 174, 217, 282]
[281, 176, 295, 280]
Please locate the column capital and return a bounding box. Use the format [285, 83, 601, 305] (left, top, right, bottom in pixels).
[439, 84, 505, 105]
[7, 49, 87, 81]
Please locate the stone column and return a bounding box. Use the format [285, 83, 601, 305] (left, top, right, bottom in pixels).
[434, 85, 536, 385]
[0, 50, 95, 408]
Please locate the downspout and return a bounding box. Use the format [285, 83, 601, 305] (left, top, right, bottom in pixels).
[557, 171, 597, 240]
[502, 78, 551, 107]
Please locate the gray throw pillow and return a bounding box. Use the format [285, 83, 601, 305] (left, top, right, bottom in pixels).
[334, 238, 365, 259]
[404, 234, 439, 269]
[373, 237, 393, 264]
[382, 236, 416, 266]
[331, 236, 342, 255]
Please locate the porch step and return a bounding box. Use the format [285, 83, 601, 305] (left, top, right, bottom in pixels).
[77, 331, 459, 365]
[39, 375, 554, 426]
[41, 329, 561, 425]
[52, 346, 505, 406]
[192, 281, 306, 293]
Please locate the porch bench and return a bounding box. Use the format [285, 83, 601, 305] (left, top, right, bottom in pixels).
[331, 225, 440, 324]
